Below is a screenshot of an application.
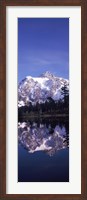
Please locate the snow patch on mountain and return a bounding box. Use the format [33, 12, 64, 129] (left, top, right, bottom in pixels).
[18, 71, 69, 107]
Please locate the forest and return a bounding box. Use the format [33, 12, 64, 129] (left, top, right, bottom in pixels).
[18, 84, 69, 119]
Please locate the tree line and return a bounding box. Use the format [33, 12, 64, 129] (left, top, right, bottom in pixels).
[18, 83, 69, 118]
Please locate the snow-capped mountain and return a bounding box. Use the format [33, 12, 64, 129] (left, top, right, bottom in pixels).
[18, 71, 69, 107]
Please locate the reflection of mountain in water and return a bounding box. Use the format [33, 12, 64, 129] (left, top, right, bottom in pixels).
[18, 118, 69, 156]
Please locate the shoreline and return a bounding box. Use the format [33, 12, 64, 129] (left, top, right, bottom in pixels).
[18, 113, 69, 119]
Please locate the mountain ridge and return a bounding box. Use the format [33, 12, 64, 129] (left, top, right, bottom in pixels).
[18, 71, 69, 107]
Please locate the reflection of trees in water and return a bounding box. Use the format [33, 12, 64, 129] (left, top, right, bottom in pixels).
[19, 116, 68, 127]
[18, 117, 69, 156]
[64, 120, 69, 146]
[19, 117, 69, 144]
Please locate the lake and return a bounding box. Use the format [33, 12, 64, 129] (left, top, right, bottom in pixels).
[18, 117, 69, 182]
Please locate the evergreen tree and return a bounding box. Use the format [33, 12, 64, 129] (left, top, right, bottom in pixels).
[61, 83, 69, 103]
[61, 83, 69, 113]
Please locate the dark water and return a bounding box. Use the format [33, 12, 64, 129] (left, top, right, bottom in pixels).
[18, 117, 69, 182]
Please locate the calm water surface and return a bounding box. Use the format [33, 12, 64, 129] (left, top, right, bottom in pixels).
[18, 117, 69, 182]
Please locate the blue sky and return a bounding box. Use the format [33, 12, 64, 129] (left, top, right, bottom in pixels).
[18, 18, 69, 82]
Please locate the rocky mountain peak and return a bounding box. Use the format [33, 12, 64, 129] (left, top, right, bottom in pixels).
[18, 71, 69, 107]
[40, 71, 55, 79]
